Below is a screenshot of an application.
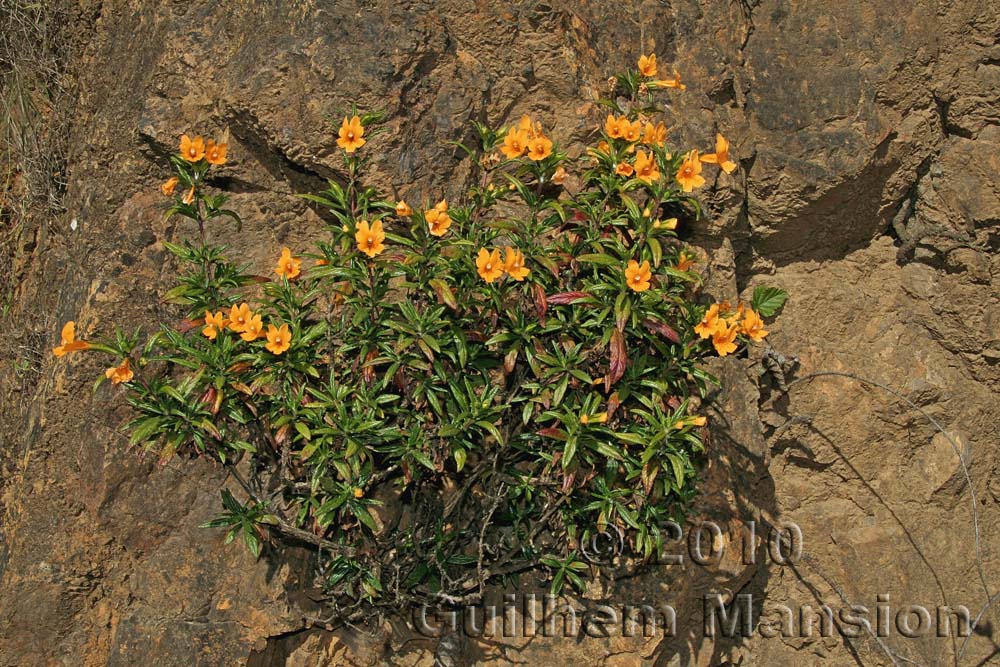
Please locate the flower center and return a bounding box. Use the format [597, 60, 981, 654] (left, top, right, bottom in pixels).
[485, 263, 492, 270]
[347, 132, 354, 140]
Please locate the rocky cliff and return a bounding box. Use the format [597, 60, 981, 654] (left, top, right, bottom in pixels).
[1, 1, 998, 666]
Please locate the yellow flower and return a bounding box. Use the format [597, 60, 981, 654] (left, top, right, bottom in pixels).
[337, 115, 366, 153]
[501, 128, 529, 159]
[203, 310, 228, 339]
[205, 139, 228, 165]
[265, 323, 292, 355]
[395, 200, 413, 217]
[425, 207, 452, 237]
[642, 121, 667, 147]
[675, 150, 705, 192]
[638, 53, 658, 77]
[615, 161, 634, 177]
[240, 313, 264, 342]
[227, 303, 253, 333]
[52, 321, 89, 356]
[180, 134, 205, 162]
[712, 322, 739, 356]
[275, 247, 301, 279]
[105, 358, 134, 384]
[694, 304, 722, 339]
[353, 487, 364, 498]
[625, 259, 652, 292]
[653, 69, 686, 91]
[621, 119, 642, 143]
[355, 220, 386, 257]
[526, 134, 553, 161]
[634, 150, 660, 184]
[161, 177, 178, 196]
[504, 248, 530, 281]
[700, 133, 737, 174]
[476, 248, 505, 283]
[581, 412, 609, 425]
[552, 166, 567, 185]
[182, 186, 196, 205]
[741, 308, 769, 342]
[604, 115, 625, 139]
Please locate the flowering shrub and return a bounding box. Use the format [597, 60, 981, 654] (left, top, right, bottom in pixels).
[54, 56, 785, 615]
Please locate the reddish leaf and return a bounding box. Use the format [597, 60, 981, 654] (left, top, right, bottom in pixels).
[548, 291, 592, 305]
[643, 318, 681, 344]
[606, 328, 627, 390]
[666, 396, 682, 410]
[532, 283, 548, 323]
[504, 348, 518, 375]
[536, 427, 568, 441]
[361, 348, 379, 386]
[177, 318, 200, 333]
[607, 391, 621, 418]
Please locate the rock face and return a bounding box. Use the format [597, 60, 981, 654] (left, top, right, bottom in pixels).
[1, 1, 998, 666]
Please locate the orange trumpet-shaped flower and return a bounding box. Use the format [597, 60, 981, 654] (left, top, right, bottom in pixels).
[621, 119, 642, 143]
[712, 321, 739, 356]
[265, 323, 292, 355]
[741, 308, 769, 342]
[675, 251, 696, 272]
[355, 220, 386, 257]
[501, 128, 528, 159]
[642, 121, 667, 147]
[638, 53, 658, 77]
[634, 150, 660, 184]
[395, 200, 413, 217]
[700, 133, 737, 174]
[275, 247, 301, 279]
[205, 139, 228, 165]
[518, 115, 542, 138]
[203, 310, 228, 339]
[425, 207, 452, 237]
[653, 69, 686, 91]
[504, 248, 530, 281]
[180, 134, 205, 162]
[675, 150, 705, 192]
[52, 321, 89, 356]
[604, 115, 625, 139]
[526, 134, 553, 161]
[476, 248, 505, 283]
[227, 303, 254, 333]
[105, 358, 134, 384]
[694, 303, 722, 339]
[182, 186, 196, 205]
[161, 177, 178, 196]
[625, 259, 652, 292]
[240, 313, 264, 342]
[552, 166, 567, 184]
[337, 115, 366, 152]
[615, 162, 634, 177]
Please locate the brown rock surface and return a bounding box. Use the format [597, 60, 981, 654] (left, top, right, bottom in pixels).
[2, 1, 998, 666]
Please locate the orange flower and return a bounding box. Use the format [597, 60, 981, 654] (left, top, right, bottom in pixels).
[518, 114, 541, 138]
[182, 186, 196, 205]
[275, 247, 301, 279]
[353, 487, 364, 498]
[596, 140, 611, 153]
[526, 134, 553, 161]
[674, 415, 708, 429]
[695, 304, 722, 339]
[741, 308, 769, 342]
[501, 128, 529, 159]
[638, 53, 658, 77]
[104, 358, 134, 385]
[433, 199, 448, 212]
[337, 115, 366, 152]
[621, 119, 642, 143]
[504, 248, 530, 281]
[634, 150, 660, 184]
[642, 122, 668, 147]
[552, 166, 567, 184]
[205, 139, 228, 165]
[712, 322, 739, 356]
[625, 259, 652, 292]
[52, 321, 89, 356]
[425, 207, 452, 237]
[161, 177, 178, 196]
[203, 310, 228, 339]
[355, 220, 386, 257]
[580, 412, 608, 425]
[675, 251, 695, 272]
[700, 133, 737, 174]
[476, 248, 505, 283]
[395, 200, 413, 217]
[604, 115, 625, 139]
[653, 69, 686, 91]
[227, 303, 253, 333]
[615, 161, 634, 177]
[675, 150, 705, 192]
[240, 313, 264, 342]
[180, 134, 205, 162]
[265, 323, 292, 355]
[314, 258, 329, 266]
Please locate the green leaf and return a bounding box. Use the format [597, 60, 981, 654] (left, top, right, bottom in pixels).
[750, 286, 788, 317]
